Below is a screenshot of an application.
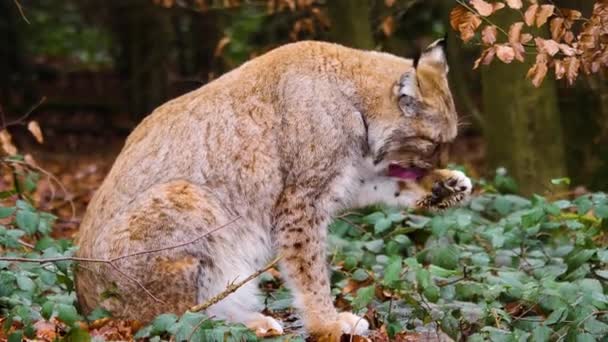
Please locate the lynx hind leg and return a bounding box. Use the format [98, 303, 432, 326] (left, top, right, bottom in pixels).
[78, 180, 278, 332]
[416, 169, 472, 209]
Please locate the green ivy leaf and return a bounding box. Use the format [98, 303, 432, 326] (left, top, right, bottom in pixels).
[0, 207, 15, 219]
[64, 327, 91, 342]
[352, 285, 375, 310]
[544, 307, 568, 325]
[430, 245, 460, 270]
[87, 307, 111, 321]
[382, 256, 402, 285]
[352, 268, 369, 282]
[595, 204, 608, 219]
[16, 275, 35, 292]
[531, 325, 552, 342]
[15, 210, 40, 235]
[41, 301, 54, 320]
[374, 218, 392, 234]
[57, 303, 82, 326]
[151, 313, 178, 334]
[8, 330, 23, 342]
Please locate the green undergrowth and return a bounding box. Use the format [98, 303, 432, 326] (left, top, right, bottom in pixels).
[1, 156, 607, 341]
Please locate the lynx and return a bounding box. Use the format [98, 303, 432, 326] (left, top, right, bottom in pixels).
[75, 40, 471, 339]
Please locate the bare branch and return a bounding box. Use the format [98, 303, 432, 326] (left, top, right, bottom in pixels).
[1, 96, 46, 131]
[187, 315, 214, 342]
[189, 255, 282, 312]
[13, 0, 30, 24]
[0, 217, 241, 303]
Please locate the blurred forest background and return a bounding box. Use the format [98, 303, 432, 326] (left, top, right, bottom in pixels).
[1, 0, 607, 197]
[2, 1, 608, 341]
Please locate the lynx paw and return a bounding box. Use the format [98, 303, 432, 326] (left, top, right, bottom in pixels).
[337, 312, 369, 335]
[246, 314, 283, 337]
[309, 312, 369, 341]
[418, 170, 472, 209]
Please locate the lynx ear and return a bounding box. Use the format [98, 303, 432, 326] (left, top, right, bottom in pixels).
[415, 38, 448, 73]
[397, 69, 421, 117]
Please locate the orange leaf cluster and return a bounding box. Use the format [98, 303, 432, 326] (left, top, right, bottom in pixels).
[451, 0, 608, 87]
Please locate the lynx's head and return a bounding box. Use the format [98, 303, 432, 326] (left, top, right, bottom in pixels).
[367, 39, 458, 180]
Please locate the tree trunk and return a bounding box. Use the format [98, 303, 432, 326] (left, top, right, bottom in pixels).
[480, 11, 566, 195]
[108, 0, 173, 121]
[554, 0, 608, 191]
[326, 0, 374, 49]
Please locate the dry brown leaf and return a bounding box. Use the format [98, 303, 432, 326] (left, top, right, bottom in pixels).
[506, 0, 523, 9]
[512, 42, 526, 62]
[385, 0, 396, 7]
[555, 59, 565, 79]
[564, 31, 575, 44]
[536, 5, 555, 27]
[521, 33, 533, 44]
[482, 25, 497, 45]
[564, 56, 580, 85]
[561, 8, 582, 21]
[470, 0, 494, 16]
[550, 17, 565, 42]
[213, 36, 231, 57]
[535, 37, 560, 56]
[492, 2, 505, 12]
[450, 5, 482, 43]
[527, 53, 549, 87]
[381, 15, 395, 36]
[508, 22, 524, 44]
[0, 129, 17, 155]
[558, 43, 576, 56]
[496, 45, 516, 63]
[524, 4, 538, 26]
[27, 120, 44, 144]
[34, 320, 58, 341]
[473, 46, 497, 69]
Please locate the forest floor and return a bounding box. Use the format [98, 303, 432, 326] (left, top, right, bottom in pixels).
[5, 125, 607, 342]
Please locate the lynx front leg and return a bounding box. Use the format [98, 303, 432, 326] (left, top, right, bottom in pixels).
[273, 186, 369, 340]
[353, 170, 472, 210]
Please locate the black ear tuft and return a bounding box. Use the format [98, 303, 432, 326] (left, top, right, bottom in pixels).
[417, 38, 449, 73]
[413, 50, 422, 68]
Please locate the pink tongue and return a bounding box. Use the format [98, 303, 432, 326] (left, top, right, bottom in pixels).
[388, 164, 426, 180]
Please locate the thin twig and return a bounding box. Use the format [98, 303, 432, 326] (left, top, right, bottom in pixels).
[5, 159, 74, 219]
[0, 217, 240, 303]
[1, 96, 45, 130]
[190, 255, 282, 312]
[112, 216, 241, 262]
[109, 262, 165, 304]
[187, 316, 214, 342]
[13, 0, 30, 24]
[454, 0, 509, 37]
[17, 239, 34, 249]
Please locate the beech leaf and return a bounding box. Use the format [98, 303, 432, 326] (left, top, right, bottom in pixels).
[550, 18, 565, 42]
[524, 4, 538, 26]
[27, 121, 44, 144]
[527, 53, 549, 87]
[450, 5, 482, 43]
[564, 56, 580, 85]
[496, 45, 516, 63]
[536, 5, 555, 27]
[482, 25, 497, 45]
[508, 22, 524, 44]
[470, 0, 494, 16]
[506, 0, 522, 9]
[535, 38, 560, 56]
